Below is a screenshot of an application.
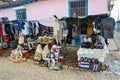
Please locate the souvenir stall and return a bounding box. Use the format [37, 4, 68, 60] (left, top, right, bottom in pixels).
[0, 19, 40, 49]
[0, 20, 17, 56]
[34, 16, 65, 70]
[62, 14, 111, 71]
[8, 20, 55, 63]
[34, 36, 63, 70]
[7, 20, 40, 62]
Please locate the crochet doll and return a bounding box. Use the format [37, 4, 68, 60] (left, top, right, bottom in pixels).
[92, 58, 100, 72]
[48, 52, 56, 69]
[45, 47, 56, 69]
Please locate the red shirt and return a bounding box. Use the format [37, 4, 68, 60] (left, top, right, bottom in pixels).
[0, 24, 3, 36]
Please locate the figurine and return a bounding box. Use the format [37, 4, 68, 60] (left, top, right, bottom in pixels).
[92, 58, 100, 72]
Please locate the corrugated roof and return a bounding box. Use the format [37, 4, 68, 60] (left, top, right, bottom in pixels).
[0, 0, 38, 9]
[0, 0, 22, 5]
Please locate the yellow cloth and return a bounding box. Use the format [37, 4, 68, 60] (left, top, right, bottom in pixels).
[87, 24, 93, 35]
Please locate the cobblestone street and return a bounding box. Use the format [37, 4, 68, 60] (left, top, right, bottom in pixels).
[0, 57, 120, 80]
[0, 31, 120, 80]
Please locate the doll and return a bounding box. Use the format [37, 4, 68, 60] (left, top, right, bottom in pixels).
[49, 52, 56, 69]
[45, 52, 56, 69]
[34, 44, 42, 61]
[92, 58, 100, 72]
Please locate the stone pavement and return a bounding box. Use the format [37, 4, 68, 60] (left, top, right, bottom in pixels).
[0, 57, 120, 80]
[0, 31, 120, 80]
[108, 31, 120, 51]
[105, 30, 120, 75]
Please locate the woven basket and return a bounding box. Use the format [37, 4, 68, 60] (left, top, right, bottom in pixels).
[48, 37, 54, 44]
[43, 36, 48, 43]
[37, 37, 43, 43]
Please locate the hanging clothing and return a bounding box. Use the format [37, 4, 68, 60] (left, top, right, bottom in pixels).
[101, 17, 115, 39]
[35, 22, 40, 35]
[14, 29, 19, 40]
[10, 23, 15, 34]
[3, 35, 9, 42]
[66, 24, 73, 44]
[0, 24, 3, 36]
[94, 17, 101, 30]
[53, 18, 63, 45]
[103, 30, 114, 39]
[67, 24, 73, 35]
[31, 22, 38, 36]
[81, 23, 87, 34]
[4, 23, 15, 40]
[29, 21, 33, 35]
[87, 23, 93, 35]
[12, 20, 25, 30]
[4, 24, 12, 35]
[72, 24, 77, 37]
[74, 35, 81, 46]
[2, 24, 6, 35]
[62, 20, 67, 30]
[66, 34, 73, 44]
[22, 22, 30, 35]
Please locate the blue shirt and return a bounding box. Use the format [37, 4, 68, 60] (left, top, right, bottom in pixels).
[74, 35, 81, 46]
[13, 20, 25, 30]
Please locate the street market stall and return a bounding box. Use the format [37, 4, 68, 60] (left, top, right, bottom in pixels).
[77, 35, 109, 62]
[61, 14, 115, 71]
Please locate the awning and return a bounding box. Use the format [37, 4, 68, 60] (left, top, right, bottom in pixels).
[61, 13, 109, 21]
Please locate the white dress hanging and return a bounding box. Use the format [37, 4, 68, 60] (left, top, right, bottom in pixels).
[53, 18, 63, 45]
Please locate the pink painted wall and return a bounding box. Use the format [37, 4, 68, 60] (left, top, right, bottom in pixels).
[0, 0, 67, 26]
[89, 0, 109, 15]
[0, 0, 66, 20]
[25, 0, 67, 26]
[26, 0, 67, 20]
[0, 8, 16, 20]
[0, 0, 67, 20]
[0, 0, 109, 25]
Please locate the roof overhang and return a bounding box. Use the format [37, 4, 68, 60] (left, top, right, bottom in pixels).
[0, 0, 38, 9]
[61, 13, 109, 21]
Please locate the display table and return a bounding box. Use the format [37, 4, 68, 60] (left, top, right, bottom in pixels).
[77, 35, 109, 62]
[77, 48, 109, 62]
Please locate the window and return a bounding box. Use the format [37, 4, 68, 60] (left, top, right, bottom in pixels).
[68, 0, 88, 17]
[16, 8, 27, 20]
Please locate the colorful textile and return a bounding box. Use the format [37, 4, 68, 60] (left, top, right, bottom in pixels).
[74, 35, 81, 46]
[13, 20, 25, 30]
[81, 23, 87, 34]
[22, 22, 30, 35]
[78, 61, 90, 69]
[0, 24, 3, 36]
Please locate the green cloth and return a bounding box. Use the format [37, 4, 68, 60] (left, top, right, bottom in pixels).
[52, 62, 62, 70]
